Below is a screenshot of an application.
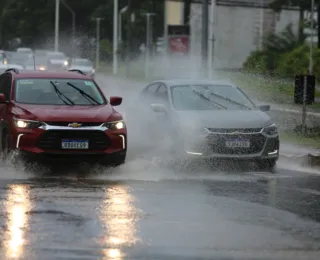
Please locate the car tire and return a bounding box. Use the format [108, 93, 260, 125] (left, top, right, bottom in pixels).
[256, 159, 277, 172]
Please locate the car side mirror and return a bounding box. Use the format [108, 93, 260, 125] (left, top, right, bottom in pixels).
[259, 105, 270, 111]
[110, 96, 122, 106]
[151, 103, 167, 113]
[0, 94, 7, 104]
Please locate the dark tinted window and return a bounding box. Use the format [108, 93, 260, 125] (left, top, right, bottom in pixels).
[146, 83, 160, 92]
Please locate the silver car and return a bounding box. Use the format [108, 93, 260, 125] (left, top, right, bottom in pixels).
[69, 58, 95, 76]
[137, 79, 279, 171]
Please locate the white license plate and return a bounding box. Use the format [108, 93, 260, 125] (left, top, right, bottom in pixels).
[225, 140, 250, 148]
[61, 140, 89, 149]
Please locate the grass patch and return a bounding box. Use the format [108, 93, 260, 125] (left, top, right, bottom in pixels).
[280, 130, 320, 149]
[223, 72, 320, 104]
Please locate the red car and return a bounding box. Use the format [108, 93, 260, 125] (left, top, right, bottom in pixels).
[0, 68, 127, 166]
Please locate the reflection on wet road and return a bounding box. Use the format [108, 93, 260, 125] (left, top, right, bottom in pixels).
[0, 161, 320, 259]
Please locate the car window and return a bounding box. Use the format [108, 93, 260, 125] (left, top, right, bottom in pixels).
[0, 74, 12, 101]
[156, 84, 169, 103]
[15, 78, 106, 106]
[145, 83, 161, 92]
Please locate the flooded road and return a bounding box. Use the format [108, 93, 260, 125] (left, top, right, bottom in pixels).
[0, 158, 320, 260]
[0, 74, 319, 260]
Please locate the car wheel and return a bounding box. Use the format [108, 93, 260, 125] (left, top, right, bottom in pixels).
[256, 159, 277, 172]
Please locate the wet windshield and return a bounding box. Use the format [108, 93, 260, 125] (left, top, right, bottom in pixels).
[72, 60, 92, 67]
[15, 78, 105, 105]
[171, 84, 256, 110]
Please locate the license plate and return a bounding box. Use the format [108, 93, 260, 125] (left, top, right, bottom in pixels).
[225, 140, 250, 148]
[61, 139, 89, 149]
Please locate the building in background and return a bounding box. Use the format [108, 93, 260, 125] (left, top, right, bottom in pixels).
[164, 0, 300, 69]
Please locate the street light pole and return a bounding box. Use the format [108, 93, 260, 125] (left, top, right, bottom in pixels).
[302, 0, 314, 135]
[201, 0, 209, 78]
[54, 0, 60, 52]
[208, 0, 215, 79]
[119, 6, 128, 43]
[145, 13, 155, 79]
[92, 17, 104, 70]
[113, 0, 118, 75]
[60, 0, 76, 58]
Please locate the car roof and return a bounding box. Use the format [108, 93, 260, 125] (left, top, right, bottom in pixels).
[6, 70, 93, 80]
[151, 79, 235, 87]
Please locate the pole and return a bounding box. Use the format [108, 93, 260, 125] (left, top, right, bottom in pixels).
[54, 0, 59, 52]
[145, 13, 155, 79]
[201, 0, 209, 78]
[96, 18, 100, 69]
[164, 0, 168, 74]
[72, 13, 75, 58]
[60, 0, 76, 58]
[125, 0, 132, 77]
[309, 0, 314, 75]
[119, 6, 128, 43]
[208, 0, 215, 79]
[302, 0, 314, 135]
[302, 75, 308, 135]
[259, 0, 264, 50]
[113, 0, 118, 75]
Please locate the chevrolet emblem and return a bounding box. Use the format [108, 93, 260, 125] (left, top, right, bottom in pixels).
[68, 122, 82, 128]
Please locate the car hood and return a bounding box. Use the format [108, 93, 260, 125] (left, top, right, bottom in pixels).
[13, 104, 116, 122]
[176, 109, 272, 129]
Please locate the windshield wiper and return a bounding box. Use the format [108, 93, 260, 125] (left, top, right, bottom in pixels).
[66, 82, 100, 105]
[209, 92, 252, 110]
[50, 81, 74, 106]
[192, 89, 227, 109]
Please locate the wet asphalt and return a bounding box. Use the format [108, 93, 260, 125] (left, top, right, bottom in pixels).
[0, 75, 320, 260]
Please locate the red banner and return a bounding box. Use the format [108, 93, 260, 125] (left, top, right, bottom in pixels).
[168, 36, 189, 54]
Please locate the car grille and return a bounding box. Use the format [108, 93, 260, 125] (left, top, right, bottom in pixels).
[45, 122, 103, 127]
[206, 128, 262, 134]
[37, 130, 110, 150]
[206, 133, 266, 154]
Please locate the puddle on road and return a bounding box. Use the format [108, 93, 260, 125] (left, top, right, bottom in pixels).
[0, 151, 319, 184]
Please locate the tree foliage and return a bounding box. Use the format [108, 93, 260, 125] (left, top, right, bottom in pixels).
[0, 0, 164, 57]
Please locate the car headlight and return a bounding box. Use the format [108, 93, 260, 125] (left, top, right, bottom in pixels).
[262, 123, 278, 136]
[13, 118, 44, 129]
[103, 120, 125, 130]
[39, 66, 46, 70]
[64, 61, 68, 66]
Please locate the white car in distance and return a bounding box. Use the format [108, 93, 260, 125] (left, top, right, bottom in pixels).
[69, 58, 95, 76]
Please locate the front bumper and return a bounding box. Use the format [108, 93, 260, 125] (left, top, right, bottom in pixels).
[182, 131, 279, 160]
[14, 124, 127, 159]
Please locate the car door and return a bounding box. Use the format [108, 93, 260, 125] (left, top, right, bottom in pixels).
[148, 83, 174, 146]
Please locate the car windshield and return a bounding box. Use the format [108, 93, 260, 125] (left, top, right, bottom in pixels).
[171, 84, 256, 110]
[15, 78, 106, 105]
[72, 60, 92, 67]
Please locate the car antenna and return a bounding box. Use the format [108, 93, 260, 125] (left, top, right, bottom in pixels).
[33, 54, 36, 70]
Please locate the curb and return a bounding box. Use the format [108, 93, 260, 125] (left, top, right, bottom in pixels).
[279, 153, 320, 169]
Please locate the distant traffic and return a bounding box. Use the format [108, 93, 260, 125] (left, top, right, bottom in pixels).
[0, 47, 95, 76]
